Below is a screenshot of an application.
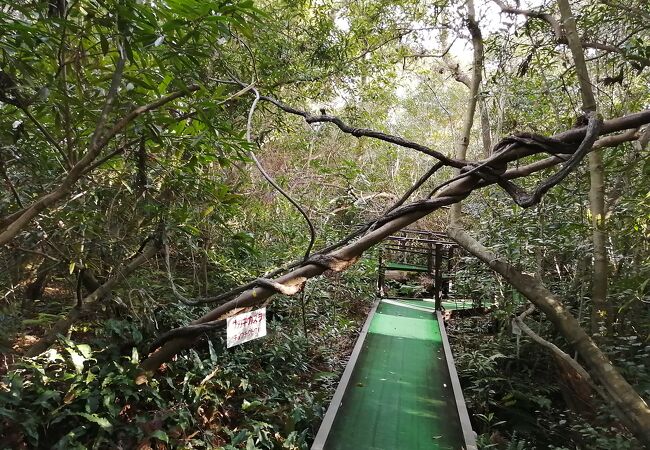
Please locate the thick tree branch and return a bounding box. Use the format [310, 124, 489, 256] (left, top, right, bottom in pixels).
[501, 128, 640, 179]
[494, 112, 602, 207]
[513, 304, 634, 429]
[443, 58, 471, 89]
[139, 109, 650, 374]
[81, 138, 141, 175]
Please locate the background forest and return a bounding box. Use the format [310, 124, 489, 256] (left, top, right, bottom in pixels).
[0, 0, 649, 448]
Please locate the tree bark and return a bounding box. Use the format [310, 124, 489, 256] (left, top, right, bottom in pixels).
[450, 0, 483, 223]
[588, 150, 609, 329]
[556, 0, 609, 331]
[448, 226, 650, 446]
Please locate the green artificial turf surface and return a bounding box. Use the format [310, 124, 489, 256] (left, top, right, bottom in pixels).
[324, 300, 465, 450]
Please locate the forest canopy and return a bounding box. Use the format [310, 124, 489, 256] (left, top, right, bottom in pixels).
[0, 0, 649, 448]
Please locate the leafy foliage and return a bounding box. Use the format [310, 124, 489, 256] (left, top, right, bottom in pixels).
[1, 0, 649, 448]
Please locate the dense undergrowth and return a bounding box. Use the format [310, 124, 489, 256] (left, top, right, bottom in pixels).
[1, 0, 649, 448]
[448, 309, 649, 450]
[0, 262, 375, 450]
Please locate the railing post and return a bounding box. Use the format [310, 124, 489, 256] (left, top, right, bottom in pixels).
[435, 243, 442, 310]
[377, 248, 385, 298]
[445, 246, 454, 299]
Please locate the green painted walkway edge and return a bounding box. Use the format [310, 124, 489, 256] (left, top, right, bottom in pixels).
[385, 262, 430, 272]
[381, 297, 479, 311]
[312, 299, 477, 450]
[311, 300, 380, 450]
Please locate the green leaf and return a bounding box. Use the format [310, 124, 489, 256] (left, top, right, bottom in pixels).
[231, 430, 249, 445]
[76, 344, 92, 358]
[150, 430, 169, 443]
[64, 347, 86, 373]
[73, 412, 112, 429]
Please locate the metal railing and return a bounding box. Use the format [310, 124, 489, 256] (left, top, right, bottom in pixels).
[378, 229, 460, 310]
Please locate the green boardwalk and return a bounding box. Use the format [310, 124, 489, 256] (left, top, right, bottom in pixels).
[313, 300, 476, 450]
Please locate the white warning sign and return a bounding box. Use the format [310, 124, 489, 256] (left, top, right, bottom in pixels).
[227, 308, 267, 348]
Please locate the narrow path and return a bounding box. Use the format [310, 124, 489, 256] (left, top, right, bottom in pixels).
[313, 299, 476, 450]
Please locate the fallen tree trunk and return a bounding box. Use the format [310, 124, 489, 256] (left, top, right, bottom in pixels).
[139, 110, 650, 373]
[140, 196, 459, 371]
[448, 226, 650, 447]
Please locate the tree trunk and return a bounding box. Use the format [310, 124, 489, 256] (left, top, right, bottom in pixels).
[555, 0, 610, 332]
[25, 242, 159, 357]
[449, 0, 483, 223]
[448, 226, 650, 446]
[478, 96, 492, 158]
[588, 149, 609, 330]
